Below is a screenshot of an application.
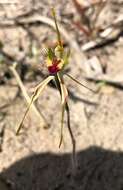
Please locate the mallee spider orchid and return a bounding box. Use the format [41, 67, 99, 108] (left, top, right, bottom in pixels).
[16, 8, 94, 149]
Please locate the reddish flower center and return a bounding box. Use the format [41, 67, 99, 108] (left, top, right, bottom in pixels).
[48, 59, 61, 74]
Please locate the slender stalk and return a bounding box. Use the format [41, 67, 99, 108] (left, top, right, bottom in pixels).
[65, 102, 77, 172]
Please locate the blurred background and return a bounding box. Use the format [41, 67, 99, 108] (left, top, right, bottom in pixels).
[0, 0, 123, 189]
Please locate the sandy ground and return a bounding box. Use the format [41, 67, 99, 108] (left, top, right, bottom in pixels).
[0, 0, 123, 189]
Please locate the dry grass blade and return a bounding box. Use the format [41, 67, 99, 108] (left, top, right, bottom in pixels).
[16, 75, 54, 135]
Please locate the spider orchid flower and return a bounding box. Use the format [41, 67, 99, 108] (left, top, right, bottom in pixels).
[16, 8, 94, 148]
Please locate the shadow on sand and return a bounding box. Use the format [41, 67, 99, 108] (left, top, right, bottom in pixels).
[1, 146, 123, 190]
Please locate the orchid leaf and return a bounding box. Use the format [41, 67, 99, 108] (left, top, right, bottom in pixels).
[16, 76, 54, 135]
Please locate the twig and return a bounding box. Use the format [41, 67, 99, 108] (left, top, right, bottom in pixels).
[82, 15, 123, 51]
[86, 74, 123, 89]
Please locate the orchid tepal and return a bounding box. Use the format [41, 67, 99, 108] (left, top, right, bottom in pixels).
[46, 47, 70, 75]
[17, 8, 94, 150]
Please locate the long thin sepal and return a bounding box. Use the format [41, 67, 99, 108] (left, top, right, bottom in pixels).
[51, 8, 62, 48]
[65, 73, 95, 93]
[57, 73, 68, 147]
[59, 103, 65, 148]
[16, 75, 54, 135]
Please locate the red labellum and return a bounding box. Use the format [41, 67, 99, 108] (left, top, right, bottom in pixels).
[48, 58, 61, 74]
